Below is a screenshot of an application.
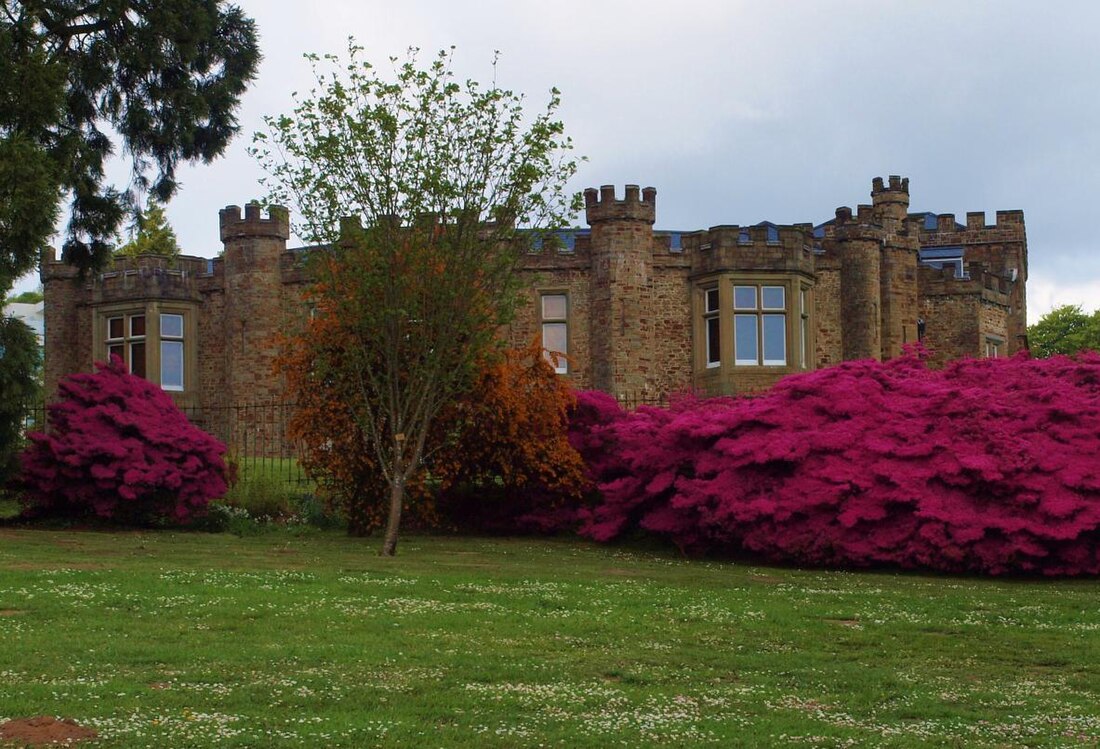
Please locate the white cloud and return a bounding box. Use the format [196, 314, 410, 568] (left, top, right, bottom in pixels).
[1027, 273, 1100, 322]
[14, 0, 1100, 304]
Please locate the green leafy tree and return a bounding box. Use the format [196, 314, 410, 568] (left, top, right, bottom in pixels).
[254, 44, 581, 555]
[1027, 304, 1100, 358]
[4, 288, 43, 305]
[115, 200, 181, 259]
[0, 314, 40, 491]
[0, 0, 260, 294]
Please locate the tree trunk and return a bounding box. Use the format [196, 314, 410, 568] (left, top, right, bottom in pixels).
[380, 476, 404, 556]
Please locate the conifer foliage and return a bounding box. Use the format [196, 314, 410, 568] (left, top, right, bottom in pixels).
[19, 359, 227, 523]
[0, 314, 40, 489]
[114, 200, 181, 259]
[569, 352, 1100, 576]
[0, 1, 259, 285]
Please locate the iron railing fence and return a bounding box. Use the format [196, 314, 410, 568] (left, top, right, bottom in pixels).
[20, 400, 311, 486]
[19, 390, 717, 485]
[179, 402, 311, 485]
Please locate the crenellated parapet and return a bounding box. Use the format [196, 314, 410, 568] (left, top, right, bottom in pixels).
[919, 262, 1011, 306]
[584, 184, 656, 225]
[219, 203, 290, 242]
[89, 254, 212, 303]
[832, 204, 884, 242]
[39, 246, 80, 282]
[683, 223, 815, 276]
[918, 208, 1026, 245]
[871, 175, 910, 222]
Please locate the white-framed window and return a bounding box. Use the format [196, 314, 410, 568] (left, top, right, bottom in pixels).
[704, 287, 720, 368]
[734, 284, 787, 367]
[541, 293, 568, 374]
[985, 337, 1004, 358]
[106, 313, 147, 377]
[160, 313, 185, 391]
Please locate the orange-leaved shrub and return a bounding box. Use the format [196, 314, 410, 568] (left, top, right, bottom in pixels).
[279, 296, 586, 534]
[277, 293, 435, 536]
[434, 338, 589, 532]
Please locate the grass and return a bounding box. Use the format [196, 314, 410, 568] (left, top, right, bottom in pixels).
[0, 530, 1097, 748]
[229, 456, 309, 487]
[220, 457, 317, 521]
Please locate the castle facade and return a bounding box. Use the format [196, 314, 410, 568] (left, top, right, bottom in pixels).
[41, 175, 1027, 412]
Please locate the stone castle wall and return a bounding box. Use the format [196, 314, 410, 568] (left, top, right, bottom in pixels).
[41, 176, 1029, 418]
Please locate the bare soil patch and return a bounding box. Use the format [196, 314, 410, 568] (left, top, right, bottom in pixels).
[4, 562, 107, 572]
[823, 618, 862, 628]
[0, 716, 97, 746]
[0, 609, 25, 617]
[748, 573, 784, 585]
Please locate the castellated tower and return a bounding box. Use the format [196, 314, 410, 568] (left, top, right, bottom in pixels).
[835, 204, 883, 360]
[833, 176, 921, 361]
[219, 203, 290, 405]
[872, 176, 921, 357]
[585, 184, 656, 395]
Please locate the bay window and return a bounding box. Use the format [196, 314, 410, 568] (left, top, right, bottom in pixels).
[96, 305, 194, 394]
[733, 284, 787, 367]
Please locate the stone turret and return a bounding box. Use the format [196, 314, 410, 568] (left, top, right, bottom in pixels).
[834, 205, 883, 360]
[584, 185, 656, 395]
[219, 203, 290, 405]
[871, 175, 910, 230]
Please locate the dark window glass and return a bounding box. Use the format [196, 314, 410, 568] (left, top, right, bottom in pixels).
[706, 316, 721, 365]
[130, 342, 146, 378]
[705, 288, 719, 314]
[108, 317, 124, 340]
[130, 315, 146, 337]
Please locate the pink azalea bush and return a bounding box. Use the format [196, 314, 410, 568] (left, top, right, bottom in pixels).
[20, 358, 227, 524]
[568, 352, 1100, 575]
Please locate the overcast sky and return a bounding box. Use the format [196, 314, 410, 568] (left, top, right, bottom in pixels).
[14, 0, 1100, 321]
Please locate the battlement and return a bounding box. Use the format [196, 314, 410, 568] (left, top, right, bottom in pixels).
[870, 175, 910, 222]
[910, 208, 1020, 235]
[584, 184, 656, 225]
[684, 223, 814, 275]
[871, 175, 909, 196]
[918, 262, 1011, 305]
[219, 203, 290, 241]
[833, 204, 884, 226]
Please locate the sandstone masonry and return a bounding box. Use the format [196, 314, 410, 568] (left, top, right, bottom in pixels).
[42, 175, 1028, 415]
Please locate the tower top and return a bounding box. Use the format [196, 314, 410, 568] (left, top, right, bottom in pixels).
[219, 203, 290, 242]
[584, 184, 656, 225]
[871, 175, 910, 222]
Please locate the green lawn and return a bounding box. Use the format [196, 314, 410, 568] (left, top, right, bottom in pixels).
[0, 530, 1097, 748]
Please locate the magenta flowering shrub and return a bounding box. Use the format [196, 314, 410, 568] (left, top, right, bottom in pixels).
[568, 352, 1100, 575]
[20, 359, 227, 523]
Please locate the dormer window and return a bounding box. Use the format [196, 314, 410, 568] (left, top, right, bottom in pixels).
[919, 247, 966, 278]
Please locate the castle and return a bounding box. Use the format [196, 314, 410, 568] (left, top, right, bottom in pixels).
[41, 175, 1027, 414]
